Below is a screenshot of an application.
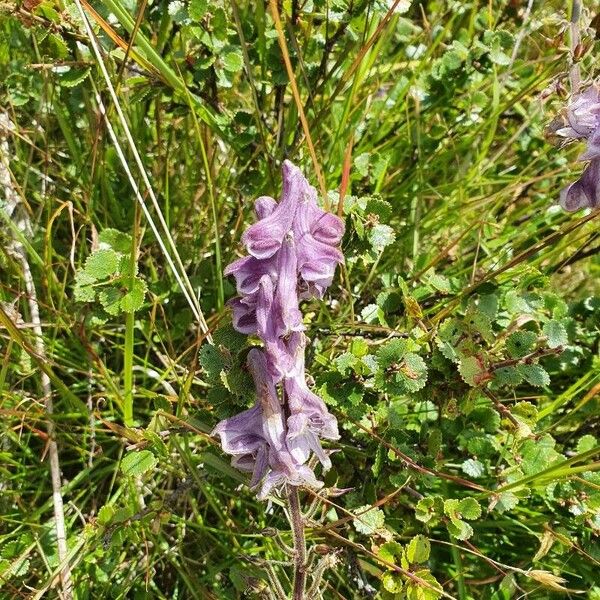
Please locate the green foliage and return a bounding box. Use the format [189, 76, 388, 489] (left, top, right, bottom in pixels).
[1, 0, 599, 598]
[73, 228, 147, 319]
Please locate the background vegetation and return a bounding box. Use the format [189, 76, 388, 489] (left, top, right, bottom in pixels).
[0, 0, 599, 598]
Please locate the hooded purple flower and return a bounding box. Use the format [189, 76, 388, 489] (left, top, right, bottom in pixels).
[553, 84, 600, 211]
[212, 349, 323, 499]
[213, 161, 344, 499]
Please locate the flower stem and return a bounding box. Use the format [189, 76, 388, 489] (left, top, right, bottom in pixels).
[287, 485, 307, 600]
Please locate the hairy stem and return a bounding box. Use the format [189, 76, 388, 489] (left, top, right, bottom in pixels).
[287, 485, 307, 600]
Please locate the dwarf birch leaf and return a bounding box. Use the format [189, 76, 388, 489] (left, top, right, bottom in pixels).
[447, 517, 473, 540]
[59, 68, 90, 88]
[543, 320, 568, 348]
[491, 491, 519, 513]
[406, 534, 430, 563]
[378, 541, 404, 564]
[461, 458, 485, 478]
[99, 287, 122, 316]
[459, 355, 488, 386]
[576, 434, 597, 453]
[382, 572, 404, 593]
[189, 0, 208, 20]
[506, 331, 537, 358]
[494, 366, 523, 385]
[458, 498, 482, 520]
[369, 223, 395, 252]
[98, 228, 132, 253]
[517, 364, 550, 387]
[353, 506, 385, 535]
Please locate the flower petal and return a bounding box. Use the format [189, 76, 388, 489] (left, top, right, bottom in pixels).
[560, 158, 600, 211]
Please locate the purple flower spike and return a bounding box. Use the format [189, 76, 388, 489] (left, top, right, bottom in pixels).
[241, 161, 306, 259]
[554, 84, 600, 211]
[214, 161, 344, 499]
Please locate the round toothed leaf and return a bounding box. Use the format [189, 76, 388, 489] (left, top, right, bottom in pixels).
[543, 320, 568, 349]
[517, 364, 550, 387]
[506, 331, 537, 358]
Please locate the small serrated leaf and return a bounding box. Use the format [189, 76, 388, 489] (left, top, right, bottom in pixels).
[494, 365, 523, 386]
[459, 355, 489, 386]
[369, 223, 395, 252]
[98, 286, 122, 316]
[84, 248, 120, 280]
[517, 364, 550, 387]
[506, 331, 537, 358]
[447, 517, 473, 540]
[189, 0, 208, 20]
[543, 320, 568, 349]
[120, 278, 147, 313]
[98, 228, 132, 253]
[406, 534, 430, 563]
[458, 498, 482, 520]
[59, 67, 91, 88]
[461, 458, 485, 478]
[353, 506, 385, 535]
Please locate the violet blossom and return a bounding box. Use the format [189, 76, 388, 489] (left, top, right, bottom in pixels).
[213, 161, 344, 499]
[552, 83, 600, 211]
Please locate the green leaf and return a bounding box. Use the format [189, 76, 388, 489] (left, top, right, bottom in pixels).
[73, 278, 96, 303]
[461, 458, 485, 478]
[458, 498, 482, 520]
[576, 434, 597, 454]
[478, 294, 499, 320]
[506, 331, 537, 358]
[360, 303, 383, 324]
[97, 505, 116, 526]
[376, 338, 408, 367]
[470, 406, 501, 433]
[120, 450, 157, 477]
[382, 571, 404, 593]
[333, 352, 358, 374]
[353, 506, 385, 535]
[369, 223, 395, 252]
[459, 355, 489, 386]
[99, 286, 122, 316]
[517, 364, 550, 387]
[59, 67, 91, 88]
[120, 278, 147, 313]
[365, 197, 392, 220]
[222, 49, 243, 72]
[406, 534, 430, 563]
[199, 344, 227, 380]
[189, 0, 208, 20]
[491, 491, 519, 513]
[354, 153, 370, 177]
[543, 320, 568, 349]
[494, 366, 523, 386]
[406, 569, 443, 599]
[84, 248, 120, 280]
[98, 228, 132, 253]
[378, 541, 404, 564]
[446, 516, 473, 540]
[520, 435, 560, 475]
